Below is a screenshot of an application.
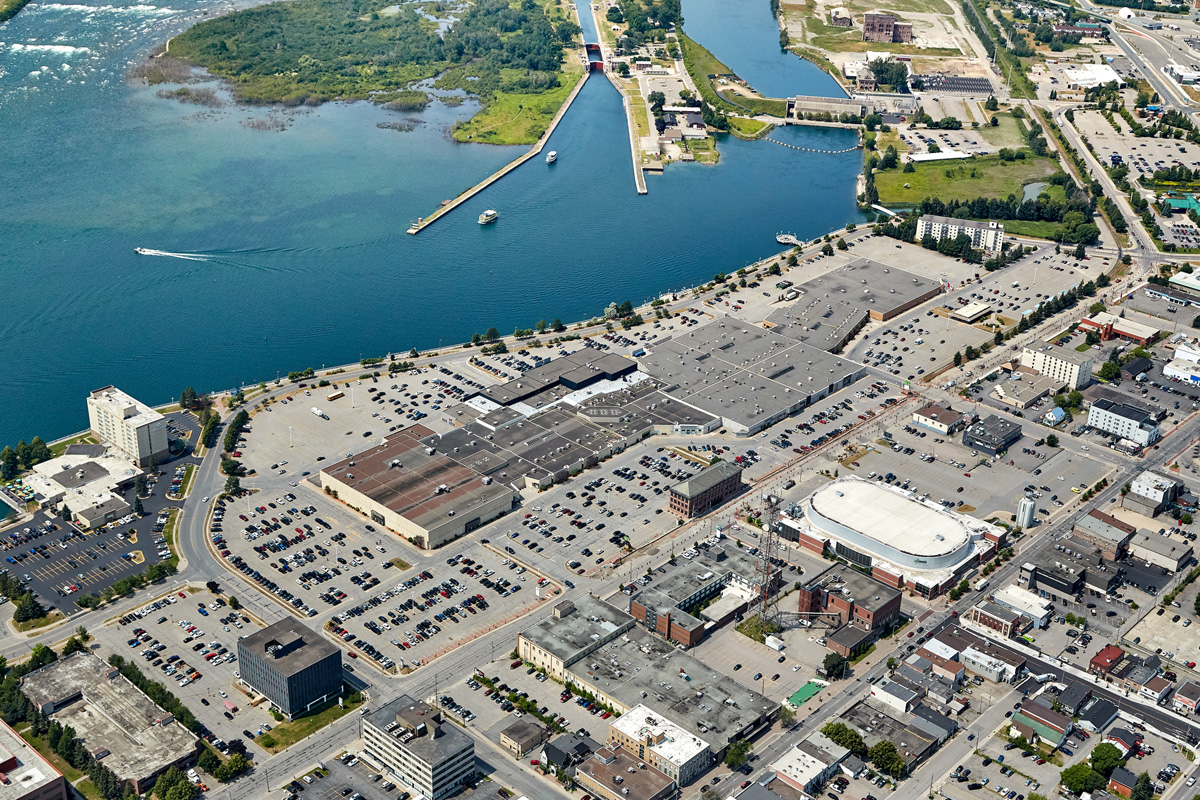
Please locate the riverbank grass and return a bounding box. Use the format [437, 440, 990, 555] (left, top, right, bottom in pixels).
[875, 153, 1058, 204]
[453, 59, 584, 146]
[729, 117, 773, 138]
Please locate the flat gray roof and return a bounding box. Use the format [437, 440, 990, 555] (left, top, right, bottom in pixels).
[630, 546, 760, 620]
[804, 562, 902, 614]
[641, 318, 865, 429]
[238, 619, 339, 678]
[567, 625, 774, 744]
[20, 653, 197, 783]
[671, 462, 743, 500]
[1129, 531, 1193, 560]
[364, 694, 473, 766]
[519, 594, 636, 666]
[0, 719, 64, 800]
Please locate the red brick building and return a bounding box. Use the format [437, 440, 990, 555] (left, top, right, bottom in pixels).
[667, 462, 744, 518]
[1089, 644, 1125, 678]
[862, 12, 913, 42]
[797, 564, 902, 656]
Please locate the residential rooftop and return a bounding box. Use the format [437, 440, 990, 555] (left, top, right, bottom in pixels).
[609, 704, 709, 766]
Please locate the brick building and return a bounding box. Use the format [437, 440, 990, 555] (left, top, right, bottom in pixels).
[667, 462, 744, 518]
[862, 12, 913, 42]
[1089, 644, 1125, 678]
[797, 565, 903, 656]
[1071, 510, 1135, 560]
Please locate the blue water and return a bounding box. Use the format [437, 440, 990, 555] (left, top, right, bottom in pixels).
[0, 0, 863, 446]
[681, 0, 845, 99]
[575, 0, 599, 43]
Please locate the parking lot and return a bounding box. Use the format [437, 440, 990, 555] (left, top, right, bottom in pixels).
[95, 586, 278, 754]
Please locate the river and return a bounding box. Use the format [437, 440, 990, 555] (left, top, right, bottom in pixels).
[0, 0, 862, 446]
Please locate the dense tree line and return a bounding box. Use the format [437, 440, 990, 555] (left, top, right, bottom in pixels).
[868, 58, 908, 91]
[0, 437, 53, 481]
[899, 187, 1100, 244]
[222, 410, 250, 454]
[616, 0, 681, 44]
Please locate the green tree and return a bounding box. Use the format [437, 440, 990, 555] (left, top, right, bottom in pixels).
[1130, 772, 1153, 800]
[823, 652, 848, 678]
[1069, 390, 1083, 408]
[134, 474, 147, 497]
[61, 637, 86, 657]
[870, 740, 906, 777]
[1074, 242, 1087, 259]
[1045, 434, 1059, 447]
[1098, 361, 1120, 380]
[724, 740, 752, 769]
[0, 446, 16, 481]
[180, 386, 198, 409]
[1060, 764, 1105, 794]
[821, 242, 834, 256]
[133, 497, 144, 517]
[75, 625, 90, 642]
[224, 475, 241, 495]
[197, 748, 221, 774]
[779, 705, 796, 727]
[1089, 742, 1125, 777]
[13, 593, 45, 623]
[1182, 512, 1194, 525]
[836, 238, 848, 251]
[229, 596, 241, 610]
[820, 723, 867, 757]
[606, 4, 622, 21]
[484, 327, 500, 342]
[953, 351, 962, 367]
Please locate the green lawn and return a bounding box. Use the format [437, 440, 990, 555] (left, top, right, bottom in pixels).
[259, 694, 361, 752]
[680, 32, 743, 112]
[876, 154, 1059, 205]
[978, 113, 1028, 149]
[16, 726, 82, 781]
[49, 432, 97, 458]
[14, 610, 64, 632]
[997, 219, 1062, 239]
[720, 93, 788, 116]
[729, 117, 773, 138]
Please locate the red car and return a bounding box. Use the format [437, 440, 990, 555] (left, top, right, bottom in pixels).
[178, 592, 186, 598]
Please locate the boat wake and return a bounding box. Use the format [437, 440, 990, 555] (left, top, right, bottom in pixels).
[135, 248, 211, 261]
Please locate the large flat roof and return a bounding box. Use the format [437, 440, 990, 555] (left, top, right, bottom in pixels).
[20, 653, 196, 783]
[237, 619, 339, 677]
[567, 626, 774, 744]
[87, 386, 164, 428]
[519, 595, 636, 666]
[320, 424, 515, 528]
[640, 318, 864, 429]
[808, 478, 974, 559]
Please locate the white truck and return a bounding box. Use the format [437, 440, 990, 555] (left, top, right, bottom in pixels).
[974, 578, 990, 592]
[311, 407, 328, 419]
[765, 635, 785, 652]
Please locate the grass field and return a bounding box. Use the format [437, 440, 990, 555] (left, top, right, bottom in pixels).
[978, 113, 1028, 149]
[876, 153, 1059, 205]
[729, 117, 774, 138]
[685, 137, 720, 164]
[49, 433, 97, 458]
[720, 93, 788, 116]
[15, 609, 64, 633]
[260, 693, 362, 752]
[680, 33, 743, 112]
[452, 60, 584, 145]
[996, 219, 1063, 239]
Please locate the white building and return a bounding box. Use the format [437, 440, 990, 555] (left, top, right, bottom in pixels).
[1062, 63, 1125, 89]
[24, 449, 139, 530]
[361, 696, 475, 800]
[86, 386, 169, 467]
[915, 215, 1005, 253]
[1087, 398, 1161, 447]
[772, 732, 850, 795]
[990, 585, 1052, 628]
[1021, 342, 1094, 390]
[607, 705, 710, 785]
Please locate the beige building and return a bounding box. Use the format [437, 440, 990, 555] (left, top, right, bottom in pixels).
[0, 719, 68, 800]
[86, 386, 169, 467]
[361, 696, 475, 800]
[607, 705, 711, 785]
[1020, 343, 1094, 390]
[915, 216, 1004, 254]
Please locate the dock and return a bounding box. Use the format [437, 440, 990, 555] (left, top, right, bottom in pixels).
[406, 55, 591, 234]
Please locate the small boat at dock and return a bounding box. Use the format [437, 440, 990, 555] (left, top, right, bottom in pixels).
[776, 233, 801, 246]
[478, 209, 499, 225]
